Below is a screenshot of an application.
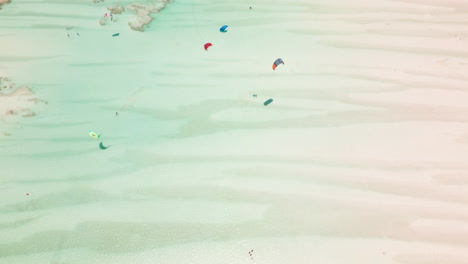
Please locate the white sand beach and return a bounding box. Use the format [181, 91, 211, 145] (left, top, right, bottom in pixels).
[1, 0, 468, 263]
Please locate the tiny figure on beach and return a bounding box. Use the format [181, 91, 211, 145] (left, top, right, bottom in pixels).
[250, 7, 252, 10]
[67, 34, 69, 37]
[115, 112, 119, 116]
[26, 193, 29, 196]
[248, 249, 253, 260]
[77, 33, 80, 37]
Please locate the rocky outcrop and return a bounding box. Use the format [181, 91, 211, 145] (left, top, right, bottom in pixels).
[0, 0, 11, 10]
[0, 77, 46, 121]
[127, 1, 170, 32]
[108, 5, 125, 14]
[98, 1, 171, 31]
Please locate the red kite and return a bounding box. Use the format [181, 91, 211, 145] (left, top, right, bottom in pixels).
[204, 43, 212, 51]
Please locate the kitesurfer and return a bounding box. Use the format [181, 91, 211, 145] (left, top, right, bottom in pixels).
[104, 12, 113, 20]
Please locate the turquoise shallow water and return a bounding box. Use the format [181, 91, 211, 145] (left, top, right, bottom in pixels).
[1, 1, 336, 262]
[2, 0, 468, 263]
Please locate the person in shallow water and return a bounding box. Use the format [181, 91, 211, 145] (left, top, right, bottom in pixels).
[104, 12, 113, 21]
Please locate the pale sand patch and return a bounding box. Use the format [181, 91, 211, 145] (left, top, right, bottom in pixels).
[349, 88, 468, 109]
[411, 218, 468, 238]
[432, 172, 468, 185]
[211, 107, 317, 122]
[210, 98, 380, 122]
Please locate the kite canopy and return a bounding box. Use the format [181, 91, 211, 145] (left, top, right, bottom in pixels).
[99, 142, 110, 150]
[272, 58, 284, 70]
[220, 25, 228, 32]
[89, 130, 101, 139]
[264, 98, 274, 106]
[204, 43, 212, 50]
